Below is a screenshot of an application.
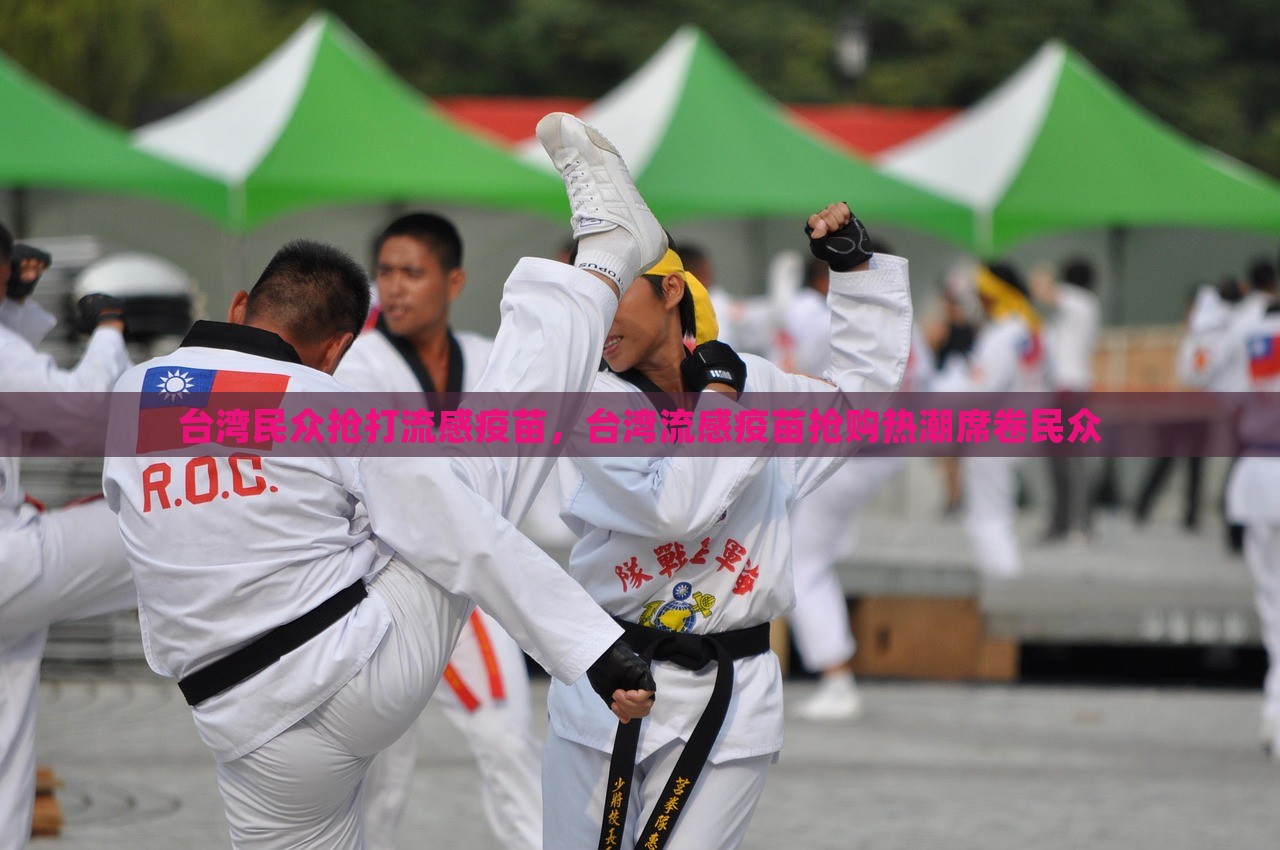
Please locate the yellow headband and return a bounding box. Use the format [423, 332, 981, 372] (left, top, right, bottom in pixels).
[976, 265, 1040, 330]
[645, 248, 719, 345]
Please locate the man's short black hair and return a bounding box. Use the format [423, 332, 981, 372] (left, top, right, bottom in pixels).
[373, 212, 462, 270]
[247, 240, 370, 345]
[1062, 258, 1095, 291]
[678, 242, 706, 269]
[0, 220, 13, 261]
[1249, 259, 1276, 294]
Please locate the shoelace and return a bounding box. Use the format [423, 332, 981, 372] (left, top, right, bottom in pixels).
[553, 152, 600, 219]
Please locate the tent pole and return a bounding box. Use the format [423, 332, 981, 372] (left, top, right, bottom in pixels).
[11, 187, 28, 237]
[748, 218, 769, 294]
[1106, 225, 1128, 324]
[237, 233, 248, 290]
[216, 230, 249, 310]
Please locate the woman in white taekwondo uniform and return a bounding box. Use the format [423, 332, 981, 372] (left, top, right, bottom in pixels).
[544, 202, 912, 849]
[335, 212, 544, 850]
[782, 260, 934, 719]
[1224, 295, 1280, 759]
[0, 232, 136, 849]
[957, 263, 1047, 578]
[101, 113, 668, 849]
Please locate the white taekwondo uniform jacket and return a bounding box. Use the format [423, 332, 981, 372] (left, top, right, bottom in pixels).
[337, 326, 494, 398]
[1, 298, 129, 609]
[550, 254, 912, 764]
[102, 259, 624, 762]
[1227, 299, 1280, 526]
[1181, 289, 1270, 392]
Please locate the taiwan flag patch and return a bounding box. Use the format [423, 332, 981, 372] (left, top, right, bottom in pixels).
[1018, 331, 1043, 367]
[1247, 334, 1280, 381]
[136, 366, 290, 453]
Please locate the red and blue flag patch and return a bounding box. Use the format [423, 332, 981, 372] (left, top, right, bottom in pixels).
[136, 366, 289, 452]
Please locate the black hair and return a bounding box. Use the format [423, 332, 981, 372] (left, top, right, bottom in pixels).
[985, 260, 1029, 298]
[804, 257, 828, 290]
[638, 273, 697, 339]
[1217, 275, 1245, 304]
[248, 240, 370, 344]
[0, 220, 12, 261]
[678, 242, 707, 269]
[373, 212, 462, 270]
[1248, 259, 1276, 294]
[1062, 258, 1095, 291]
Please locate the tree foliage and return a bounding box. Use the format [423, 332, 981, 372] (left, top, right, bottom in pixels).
[1, 0, 1277, 177]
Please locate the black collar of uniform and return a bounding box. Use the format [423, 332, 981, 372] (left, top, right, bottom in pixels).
[613, 366, 686, 415]
[375, 314, 464, 407]
[179, 320, 303, 365]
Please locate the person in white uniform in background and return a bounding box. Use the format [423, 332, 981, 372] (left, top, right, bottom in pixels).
[0, 223, 137, 849]
[102, 112, 665, 849]
[782, 255, 934, 721]
[957, 262, 1047, 579]
[335, 212, 543, 850]
[1183, 262, 1277, 554]
[1222, 270, 1280, 759]
[1031, 258, 1099, 544]
[1181, 263, 1275, 395]
[682, 244, 776, 357]
[542, 193, 912, 849]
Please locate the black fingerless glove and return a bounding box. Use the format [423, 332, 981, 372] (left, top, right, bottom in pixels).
[6, 244, 52, 299]
[680, 340, 747, 394]
[76, 293, 126, 334]
[586, 638, 656, 707]
[806, 206, 874, 272]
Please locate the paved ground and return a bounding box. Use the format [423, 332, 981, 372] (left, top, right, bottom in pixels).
[31, 676, 1280, 850]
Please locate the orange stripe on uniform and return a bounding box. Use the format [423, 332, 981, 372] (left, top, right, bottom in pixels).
[441, 663, 480, 712]
[470, 609, 506, 701]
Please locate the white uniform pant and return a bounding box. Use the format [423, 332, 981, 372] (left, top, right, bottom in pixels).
[962, 455, 1024, 578]
[788, 456, 903, 672]
[216, 559, 468, 850]
[0, 500, 135, 850]
[542, 733, 771, 850]
[361, 610, 542, 850]
[1245, 525, 1280, 749]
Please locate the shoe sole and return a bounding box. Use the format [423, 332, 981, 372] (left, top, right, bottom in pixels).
[536, 112, 621, 161]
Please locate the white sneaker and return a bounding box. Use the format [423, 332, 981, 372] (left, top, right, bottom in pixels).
[796, 674, 863, 722]
[536, 112, 666, 293]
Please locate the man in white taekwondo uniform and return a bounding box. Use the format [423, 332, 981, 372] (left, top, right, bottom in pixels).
[0, 228, 137, 848]
[101, 113, 670, 849]
[1180, 265, 1276, 395]
[780, 256, 934, 720]
[1181, 267, 1275, 552]
[957, 262, 1047, 578]
[1224, 286, 1280, 759]
[335, 212, 544, 850]
[543, 200, 912, 849]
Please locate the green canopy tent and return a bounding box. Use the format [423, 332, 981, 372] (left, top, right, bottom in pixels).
[0, 50, 225, 233]
[881, 41, 1280, 256]
[133, 12, 565, 230]
[517, 26, 971, 243]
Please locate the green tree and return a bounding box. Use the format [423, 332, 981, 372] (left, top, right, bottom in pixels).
[0, 0, 304, 124]
[1, 0, 1277, 178]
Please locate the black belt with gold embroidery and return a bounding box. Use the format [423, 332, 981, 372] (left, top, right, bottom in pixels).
[597, 619, 771, 850]
[178, 579, 367, 707]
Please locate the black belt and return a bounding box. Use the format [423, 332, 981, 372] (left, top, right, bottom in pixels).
[178, 579, 367, 707]
[597, 619, 771, 850]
